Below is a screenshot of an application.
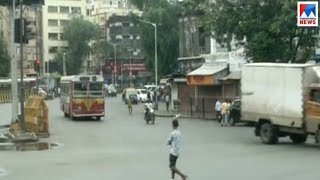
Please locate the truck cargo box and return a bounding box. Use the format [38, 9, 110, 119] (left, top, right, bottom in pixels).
[241, 63, 320, 128]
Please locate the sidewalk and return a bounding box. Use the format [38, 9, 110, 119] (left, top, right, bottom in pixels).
[154, 101, 216, 120]
[0, 103, 12, 127]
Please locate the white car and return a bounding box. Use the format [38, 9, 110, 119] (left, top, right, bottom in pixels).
[136, 89, 149, 102]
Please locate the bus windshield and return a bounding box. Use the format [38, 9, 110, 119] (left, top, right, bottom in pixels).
[74, 82, 87, 96]
[89, 82, 103, 96]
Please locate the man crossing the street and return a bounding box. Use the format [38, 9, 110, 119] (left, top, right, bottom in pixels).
[167, 118, 188, 180]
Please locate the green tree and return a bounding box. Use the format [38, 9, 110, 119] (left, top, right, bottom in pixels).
[0, 37, 10, 77]
[130, 0, 180, 78]
[54, 16, 100, 75]
[194, 0, 317, 63]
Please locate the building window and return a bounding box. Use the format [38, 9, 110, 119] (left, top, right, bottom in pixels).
[48, 33, 58, 40]
[60, 33, 65, 40]
[60, 6, 69, 14]
[48, 6, 58, 13]
[71, 7, 81, 14]
[60, 20, 69, 27]
[86, 9, 91, 16]
[122, 22, 129, 27]
[49, 47, 58, 54]
[48, 19, 58, 27]
[123, 35, 130, 40]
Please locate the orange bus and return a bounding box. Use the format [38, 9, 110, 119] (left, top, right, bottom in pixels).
[60, 75, 105, 120]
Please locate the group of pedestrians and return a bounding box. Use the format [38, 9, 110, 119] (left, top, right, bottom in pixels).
[215, 98, 232, 127]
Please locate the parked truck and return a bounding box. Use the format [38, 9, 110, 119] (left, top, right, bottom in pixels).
[241, 63, 320, 144]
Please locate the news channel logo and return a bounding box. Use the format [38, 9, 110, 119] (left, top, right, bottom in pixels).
[297, 1, 318, 27]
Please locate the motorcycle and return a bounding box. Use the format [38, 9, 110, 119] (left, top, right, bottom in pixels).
[144, 102, 155, 124]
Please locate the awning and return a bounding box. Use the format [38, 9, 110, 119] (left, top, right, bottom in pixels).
[160, 78, 170, 84]
[186, 63, 228, 85]
[220, 71, 241, 81]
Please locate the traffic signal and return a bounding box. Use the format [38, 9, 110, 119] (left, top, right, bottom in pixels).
[34, 59, 41, 72]
[23, 20, 33, 44]
[14, 19, 21, 43]
[14, 18, 34, 44]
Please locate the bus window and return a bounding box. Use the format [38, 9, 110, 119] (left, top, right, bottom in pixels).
[89, 82, 103, 96]
[74, 83, 87, 96]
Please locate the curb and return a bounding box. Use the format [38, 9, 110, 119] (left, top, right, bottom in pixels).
[155, 113, 192, 119]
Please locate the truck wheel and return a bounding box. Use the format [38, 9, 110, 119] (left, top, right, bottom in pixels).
[259, 122, 278, 144]
[289, 134, 307, 144]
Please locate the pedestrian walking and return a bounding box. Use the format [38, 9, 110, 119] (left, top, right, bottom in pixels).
[147, 91, 151, 102]
[220, 99, 229, 126]
[127, 97, 133, 115]
[215, 98, 222, 122]
[167, 118, 188, 180]
[165, 94, 170, 111]
[57, 87, 61, 98]
[226, 99, 231, 124]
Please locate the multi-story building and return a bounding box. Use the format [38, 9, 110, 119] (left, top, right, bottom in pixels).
[0, 6, 10, 54]
[0, 5, 39, 77]
[89, 0, 144, 85]
[42, 0, 88, 74]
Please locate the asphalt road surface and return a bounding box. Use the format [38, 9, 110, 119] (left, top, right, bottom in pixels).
[0, 97, 320, 180]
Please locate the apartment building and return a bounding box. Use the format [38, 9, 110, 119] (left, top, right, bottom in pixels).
[0, 5, 39, 77]
[42, 0, 88, 74]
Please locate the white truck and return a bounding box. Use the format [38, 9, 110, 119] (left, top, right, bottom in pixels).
[241, 63, 320, 144]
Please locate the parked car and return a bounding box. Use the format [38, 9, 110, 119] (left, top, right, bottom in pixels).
[228, 99, 241, 126]
[106, 85, 117, 97]
[136, 89, 148, 102]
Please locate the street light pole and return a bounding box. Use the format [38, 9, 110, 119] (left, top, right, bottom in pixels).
[139, 20, 157, 86]
[63, 53, 66, 76]
[10, 0, 19, 123]
[139, 19, 158, 108]
[106, 41, 120, 85]
[114, 44, 117, 85]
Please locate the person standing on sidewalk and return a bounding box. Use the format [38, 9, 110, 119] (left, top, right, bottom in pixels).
[215, 98, 222, 122]
[165, 94, 170, 111]
[167, 118, 188, 180]
[220, 99, 229, 126]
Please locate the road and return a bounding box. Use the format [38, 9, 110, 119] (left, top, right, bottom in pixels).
[1, 97, 320, 180]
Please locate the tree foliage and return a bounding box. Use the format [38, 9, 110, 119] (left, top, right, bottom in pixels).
[0, 37, 10, 77]
[130, 0, 180, 78]
[54, 16, 100, 75]
[191, 0, 317, 63]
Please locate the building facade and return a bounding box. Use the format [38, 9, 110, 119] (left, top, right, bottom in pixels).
[42, 0, 88, 74]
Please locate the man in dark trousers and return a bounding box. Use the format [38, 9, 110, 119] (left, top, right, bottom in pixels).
[167, 117, 188, 180]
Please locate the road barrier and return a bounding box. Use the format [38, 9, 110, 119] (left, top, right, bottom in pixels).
[0, 92, 37, 104]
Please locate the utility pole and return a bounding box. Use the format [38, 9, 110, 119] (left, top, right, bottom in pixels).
[34, 5, 39, 89]
[10, 0, 19, 123]
[19, 0, 26, 131]
[63, 53, 66, 76]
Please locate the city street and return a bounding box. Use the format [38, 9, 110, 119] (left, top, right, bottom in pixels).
[1, 97, 320, 180]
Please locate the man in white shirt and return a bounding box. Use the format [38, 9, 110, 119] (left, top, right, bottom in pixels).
[215, 98, 222, 122]
[167, 119, 187, 180]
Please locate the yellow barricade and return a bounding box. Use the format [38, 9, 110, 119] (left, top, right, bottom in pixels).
[24, 96, 49, 137]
